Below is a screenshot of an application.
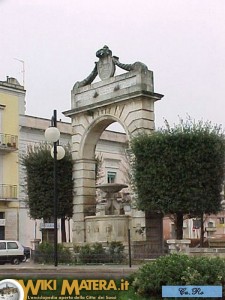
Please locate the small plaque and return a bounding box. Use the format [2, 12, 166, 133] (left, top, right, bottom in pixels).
[162, 285, 222, 298]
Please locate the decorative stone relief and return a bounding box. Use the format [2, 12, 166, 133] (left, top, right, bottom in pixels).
[96, 46, 115, 80]
[72, 45, 149, 91]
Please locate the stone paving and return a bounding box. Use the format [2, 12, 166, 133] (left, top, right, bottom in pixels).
[0, 261, 140, 278]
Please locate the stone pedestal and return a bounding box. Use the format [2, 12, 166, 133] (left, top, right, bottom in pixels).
[167, 239, 191, 254]
[85, 215, 130, 243]
[31, 239, 41, 250]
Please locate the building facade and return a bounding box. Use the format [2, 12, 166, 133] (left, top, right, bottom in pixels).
[18, 114, 72, 245]
[0, 77, 25, 240]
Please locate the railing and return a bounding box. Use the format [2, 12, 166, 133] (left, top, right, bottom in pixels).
[0, 133, 18, 150]
[0, 184, 17, 199]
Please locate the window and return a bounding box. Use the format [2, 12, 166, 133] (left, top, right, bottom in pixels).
[0, 242, 6, 250]
[107, 171, 116, 183]
[218, 217, 225, 225]
[7, 242, 18, 249]
[193, 219, 201, 229]
[208, 221, 214, 228]
[0, 227, 5, 240]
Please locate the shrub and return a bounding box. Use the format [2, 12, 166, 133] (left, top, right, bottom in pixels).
[34, 242, 72, 264]
[57, 244, 73, 264]
[34, 242, 54, 264]
[75, 242, 125, 264]
[183, 256, 225, 285]
[91, 243, 107, 263]
[133, 254, 225, 297]
[76, 243, 107, 264]
[108, 241, 125, 263]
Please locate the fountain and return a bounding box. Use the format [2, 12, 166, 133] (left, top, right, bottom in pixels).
[85, 183, 131, 243]
[97, 183, 128, 193]
[96, 183, 128, 215]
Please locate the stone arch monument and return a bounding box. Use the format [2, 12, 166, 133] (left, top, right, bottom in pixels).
[64, 46, 164, 254]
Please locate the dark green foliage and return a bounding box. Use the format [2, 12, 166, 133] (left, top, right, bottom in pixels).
[75, 244, 93, 263]
[75, 243, 107, 264]
[22, 144, 73, 220]
[131, 119, 225, 217]
[108, 241, 125, 263]
[133, 254, 225, 297]
[74, 242, 125, 264]
[34, 242, 72, 264]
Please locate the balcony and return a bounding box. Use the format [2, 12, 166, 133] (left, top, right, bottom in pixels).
[205, 227, 217, 232]
[0, 184, 17, 200]
[0, 133, 18, 152]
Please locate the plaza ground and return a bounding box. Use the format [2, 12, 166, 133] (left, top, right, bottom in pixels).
[0, 261, 139, 278]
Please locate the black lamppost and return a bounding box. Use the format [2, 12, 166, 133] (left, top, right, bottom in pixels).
[221, 199, 225, 236]
[44, 110, 65, 266]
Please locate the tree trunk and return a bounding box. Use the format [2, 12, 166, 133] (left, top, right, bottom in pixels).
[145, 212, 164, 257]
[61, 217, 66, 243]
[200, 213, 204, 247]
[176, 212, 183, 239]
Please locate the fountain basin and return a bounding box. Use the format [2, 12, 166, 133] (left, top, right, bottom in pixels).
[96, 183, 128, 194]
[85, 215, 130, 243]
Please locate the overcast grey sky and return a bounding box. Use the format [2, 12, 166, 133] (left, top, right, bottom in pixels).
[0, 0, 225, 130]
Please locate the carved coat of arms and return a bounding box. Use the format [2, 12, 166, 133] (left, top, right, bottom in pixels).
[96, 45, 115, 80]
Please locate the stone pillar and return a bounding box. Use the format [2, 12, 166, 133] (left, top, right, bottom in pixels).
[72, 158, 96, 244]
[31, 239, 41, 250]
[30, 238, 41, 262]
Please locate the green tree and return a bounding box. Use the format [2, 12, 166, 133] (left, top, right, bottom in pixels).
[22, 144, 73, 242]
[131, 118, 225, 239]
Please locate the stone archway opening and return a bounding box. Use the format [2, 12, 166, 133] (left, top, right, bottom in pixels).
[81, 116, 127, 160]
[106, 121, 125, 133]
[82, 118, 130, 244]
